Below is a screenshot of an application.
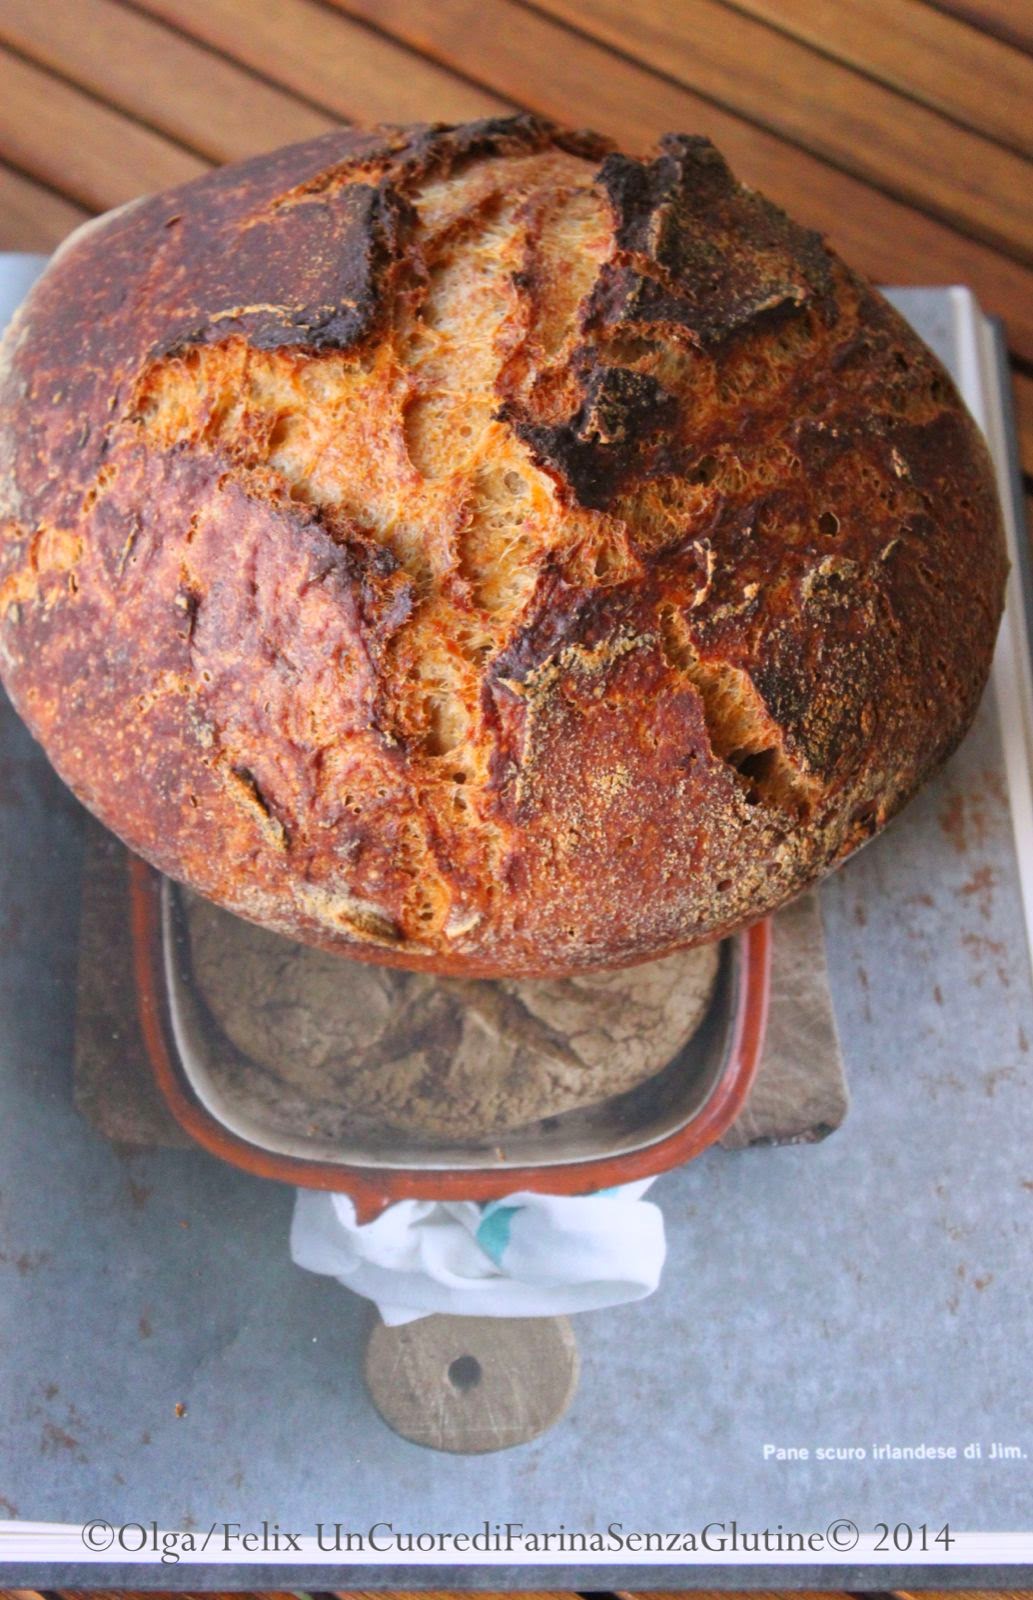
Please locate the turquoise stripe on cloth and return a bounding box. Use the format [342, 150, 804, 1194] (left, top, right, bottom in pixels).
[475, 1186, 624, 1265]
[475, 1203, 519, 1265]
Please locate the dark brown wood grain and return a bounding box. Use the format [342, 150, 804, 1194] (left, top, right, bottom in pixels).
[327, 0, 1033, 361]
[52, 1591, 308, 1600]
[1012, 367, 1033, 478]
[525, 0, 1033, 264]
[336, 1593, 582, 1600]
[615, 1592, 861, 1600]
[0, 43, 204, 208]
[0, 0, 336, 162]
[623, 1593, 1033, 1600]
[933, 0, 1033, 55]
[894, 1591, 1033, 1600]
[730, 0, 1033, 156]
[335, 1593, 583, 1600]
[0, 163, 88, 248]
[129, 0, 508, 124]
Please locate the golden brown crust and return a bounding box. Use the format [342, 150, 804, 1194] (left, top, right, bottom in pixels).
[0, 117, 1008, 975]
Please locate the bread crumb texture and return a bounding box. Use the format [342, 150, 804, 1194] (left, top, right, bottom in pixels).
[0, 117, 1007, 974]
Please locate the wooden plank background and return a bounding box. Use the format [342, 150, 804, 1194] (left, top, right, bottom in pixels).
[0, 0, 1029, 519]
[0, 3, 1030, 1599]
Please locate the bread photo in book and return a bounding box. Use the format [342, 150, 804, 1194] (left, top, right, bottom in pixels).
[183, 886, 721, 1139]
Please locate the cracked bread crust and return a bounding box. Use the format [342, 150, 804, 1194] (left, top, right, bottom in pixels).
[0, 116, 1008, 975]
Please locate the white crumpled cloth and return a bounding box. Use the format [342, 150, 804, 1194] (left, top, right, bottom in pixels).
[290, 1180, 666, 1324]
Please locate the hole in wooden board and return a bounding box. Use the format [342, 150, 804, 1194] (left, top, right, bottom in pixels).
[448, 1354, 482, 1391]
[364, 1313, 580, 1451]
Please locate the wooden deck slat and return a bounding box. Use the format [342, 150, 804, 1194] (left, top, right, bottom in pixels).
[335, 1592, 581, 1600]
[0, 0, 336, 165]
[0, 162, 89, 250]
[932, 0, 1033, 56]
[1010, 366, 1033, 479]
[327, 0, 1033, 363]
[0, 45, 204, 211]
[55, 1591, 306, 1600]
[894, 1590, 1033, 1599]
[528, 0, 1033, 265]
[731, 0, 1033, 156]
[615, 1592, 856, 1600]
[127, 0, 508, 126]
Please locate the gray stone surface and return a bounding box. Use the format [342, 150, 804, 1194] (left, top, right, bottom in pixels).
[2, 673, 1031, 1582]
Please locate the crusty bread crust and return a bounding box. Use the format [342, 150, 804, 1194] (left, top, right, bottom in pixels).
[0, 117, 1008, 975]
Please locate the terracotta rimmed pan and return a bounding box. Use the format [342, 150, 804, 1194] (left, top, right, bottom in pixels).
[129, 857, 771, 1221]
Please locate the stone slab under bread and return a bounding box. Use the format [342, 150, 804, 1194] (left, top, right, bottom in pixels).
[73, 817, 847, 1154]
[9, 280, 1031, 1574]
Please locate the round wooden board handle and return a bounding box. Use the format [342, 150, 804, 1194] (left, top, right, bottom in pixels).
[364, 1313, 579, 1454]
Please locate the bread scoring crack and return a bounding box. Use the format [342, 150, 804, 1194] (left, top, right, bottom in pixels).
[658, 601, 819, 817]
[126, 146, 637, 947]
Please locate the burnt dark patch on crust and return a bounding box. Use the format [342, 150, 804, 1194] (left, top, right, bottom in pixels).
[157, 183, 418, 357]
[501, 365, 678, 508]
[490, 566, 643, 686]
[307, 524, 415, 664]
[393, 112, 611, 179]
[586, 134, 835, 351]
[226, 763, 290, 848]
[498, 133, 838, 515]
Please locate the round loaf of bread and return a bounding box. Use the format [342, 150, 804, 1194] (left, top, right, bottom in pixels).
[0, 117, 1007, 976]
